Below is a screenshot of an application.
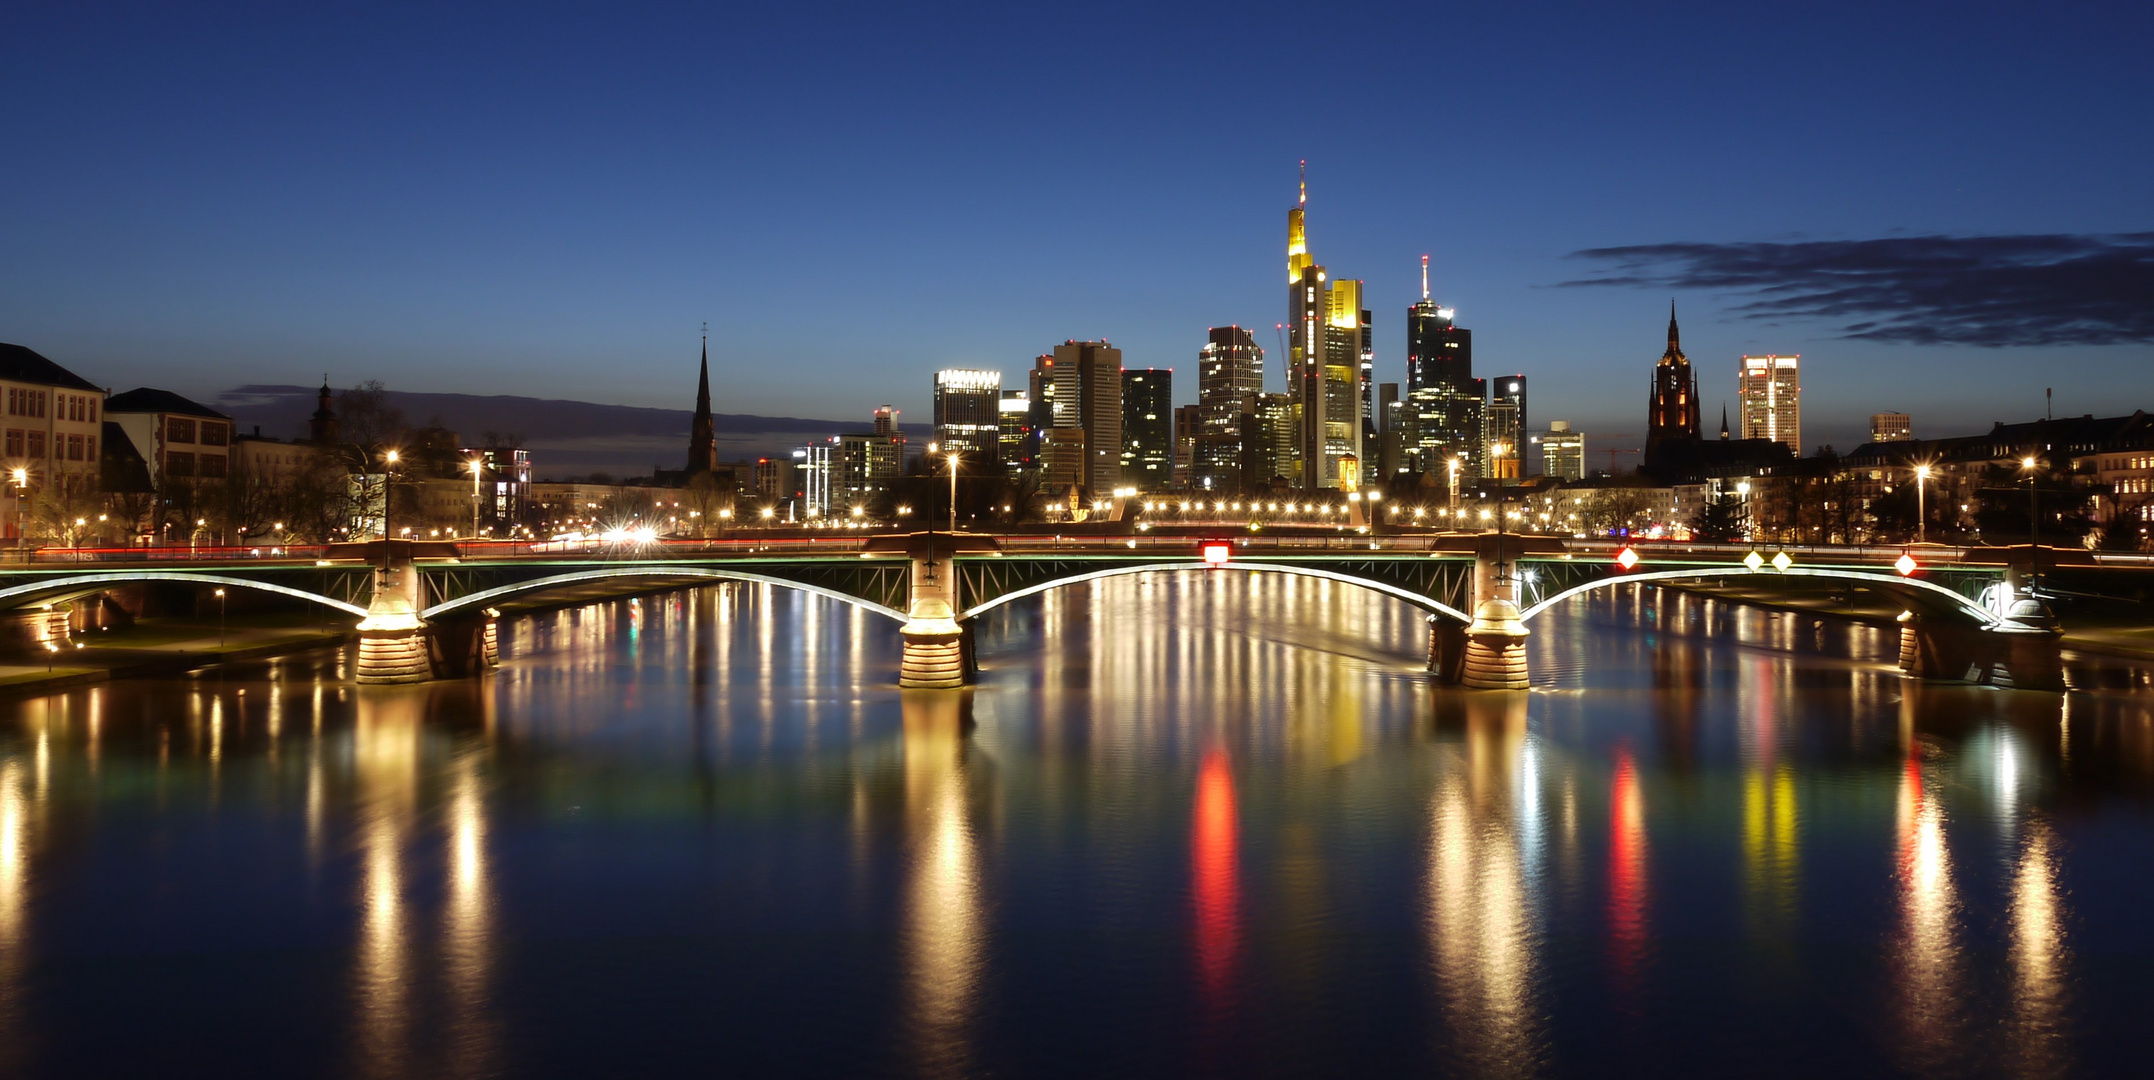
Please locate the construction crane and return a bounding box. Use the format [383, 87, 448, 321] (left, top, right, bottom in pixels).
[1589, 434, 1640, 476]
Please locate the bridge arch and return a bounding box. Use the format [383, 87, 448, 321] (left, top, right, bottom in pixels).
[420, 566, 910, 623]
[0, 572, 371, 618]
[957, 561, 1473, 623]
[1516, 566, 1997, 625]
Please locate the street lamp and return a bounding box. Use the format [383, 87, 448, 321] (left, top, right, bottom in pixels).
[215, 587, 227, 646]
[9, 467, 25, 561]
[943, 446, 961, 533]
[1914, 463, 1932, 544]
[2020, 455, 2042, 595]
[381, 449, 400, 574]
[468, 457, 485, 540]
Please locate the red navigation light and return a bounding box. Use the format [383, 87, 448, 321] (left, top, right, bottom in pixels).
[1202, 542, 1232, 565]
[1895, 552, 1918, 577]
[1615, 546, 1640, 571]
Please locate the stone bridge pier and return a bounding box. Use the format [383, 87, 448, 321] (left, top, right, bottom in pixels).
[356, 541, 497, 684]
[1432, 533, 1564, 690]
[896, 532, 994, 689]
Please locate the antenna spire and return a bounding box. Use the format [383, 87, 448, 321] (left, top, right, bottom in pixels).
[1298, 159, 1306, 207]
[1421, 255, 1430, 301]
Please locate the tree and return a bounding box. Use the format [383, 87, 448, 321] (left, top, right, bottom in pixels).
[1693, 491, 1746, 542]
[338, 381, 407, 453]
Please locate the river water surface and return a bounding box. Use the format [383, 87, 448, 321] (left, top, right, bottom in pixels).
[0, 574, 2150, 1077]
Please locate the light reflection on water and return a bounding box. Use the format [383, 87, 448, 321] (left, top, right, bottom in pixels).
[0, 574, 2145, 1076]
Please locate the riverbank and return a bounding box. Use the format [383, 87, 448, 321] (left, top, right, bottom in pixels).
[0, 615, 353, 697]
[1664, 579, 2154, 663]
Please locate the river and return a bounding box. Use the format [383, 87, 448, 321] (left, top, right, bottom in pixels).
[0, 573, 2149, 1076]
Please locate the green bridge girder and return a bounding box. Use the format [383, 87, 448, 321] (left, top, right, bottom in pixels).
[0, 548, 2013, 629]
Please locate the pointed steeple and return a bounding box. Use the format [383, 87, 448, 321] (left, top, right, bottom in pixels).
[687, 332, 718, 475]
[1720, 403, 1730, 440]
[695, 335, 711, 415]
[1667, 300, 1681, 348]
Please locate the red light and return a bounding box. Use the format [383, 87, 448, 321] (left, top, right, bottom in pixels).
[1203, 542, 1231, 565]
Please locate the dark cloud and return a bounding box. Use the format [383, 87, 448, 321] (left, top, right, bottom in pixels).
[1562, 233, 2154, 346]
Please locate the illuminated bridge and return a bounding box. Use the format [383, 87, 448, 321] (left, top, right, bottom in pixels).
[0, 532, 2067, 690]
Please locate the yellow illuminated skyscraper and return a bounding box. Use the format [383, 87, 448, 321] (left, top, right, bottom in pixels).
[1285, 163, 1366, 492]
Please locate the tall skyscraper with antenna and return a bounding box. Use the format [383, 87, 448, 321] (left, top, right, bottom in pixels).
[1285, 163, 1366, 491]
[1405, 254, 1482, 478]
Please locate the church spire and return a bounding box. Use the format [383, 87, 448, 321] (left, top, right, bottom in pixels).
[1667, 300, 1681, 348]
[1720, 403, 1730, 440]
[695, 334, 711, 415]
[687, 329, 718, 475]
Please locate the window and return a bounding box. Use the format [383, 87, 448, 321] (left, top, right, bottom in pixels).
[167, 417, 196, 443]
[166, 451, 195, 477]
[85, 436, 95, 461]
[199, 453, 227, 479]
[26, 432, 43, 459]
[198, 421, 228, 447]
[66, 434, 83, 461]
[3, 430, 18, 456]
[87, 400, 95, 423]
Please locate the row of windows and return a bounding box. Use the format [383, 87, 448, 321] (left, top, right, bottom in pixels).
[7, 390, 101, 423]
[2, 430, 94, 461]
[2104, 455, 2154, 471]
[165, 417, 229, 446]
[165, 451, 228, 478]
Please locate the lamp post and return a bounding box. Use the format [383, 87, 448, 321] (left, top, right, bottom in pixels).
[945, 447, 961, 534]
[468, 456, 485, 539]
[215, 587, 227, 646]
[10, 467, 26, 562]
[381, 449, 400, 575]
[2020, 455, 2041, 595]
[1914, 463, 1931, 544]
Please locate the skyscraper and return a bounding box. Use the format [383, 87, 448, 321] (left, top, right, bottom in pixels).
[1644, 302, 1702, 478]
[1285, 164, 1365, 491]
[1487, 375, 1528, 478]
[1871, 412, 1912, 443]
[1539, 421, 1585, 481]
[1045, 339, 1122, 494]
[687, 335, 718, 475]
[1737, 354, 1801, 454]
[1121, 368, 1172, 491]
[999, 389, 1035, 475]
[1173, 403, 1201, 489]
[1196, 326, 1264, 490]
[1404, 255, 1482, 479]
[933, 369, 1001, 463]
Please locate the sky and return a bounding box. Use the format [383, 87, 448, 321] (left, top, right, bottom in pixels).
[3, 0, 2150, 456]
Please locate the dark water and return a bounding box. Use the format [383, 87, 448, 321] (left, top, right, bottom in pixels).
[0, 575, 2150, 1077]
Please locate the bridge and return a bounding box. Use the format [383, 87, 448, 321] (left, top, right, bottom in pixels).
[0, 531, 2073, 690]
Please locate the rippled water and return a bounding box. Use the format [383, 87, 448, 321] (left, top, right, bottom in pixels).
[0, 574, 2150, 1077]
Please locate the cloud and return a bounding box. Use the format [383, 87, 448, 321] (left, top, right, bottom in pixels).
[1562, 233, 2154, 346]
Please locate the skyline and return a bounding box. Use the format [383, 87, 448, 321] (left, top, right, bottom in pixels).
[4, 2, 2151, 456]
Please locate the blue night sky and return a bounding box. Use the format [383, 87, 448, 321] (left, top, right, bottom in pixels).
[3, 1, 2150, 453]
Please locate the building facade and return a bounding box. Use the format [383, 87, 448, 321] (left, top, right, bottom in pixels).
[1871, 412, 1912, 443]
[1738, 354, 1802, 454]
[1120, 369, 1172, 491]
[1285, 167, 1366, 491]
[1644, 303, 1703, 479]
[1404, 256, 1481, 480]
[1047, 340, 1122, 494]
[1487, 375, 1528, 478]
[1196, 326, 1264, 491]
[932, 369, 1001, 462]
[1540, 421, 1585, 482]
